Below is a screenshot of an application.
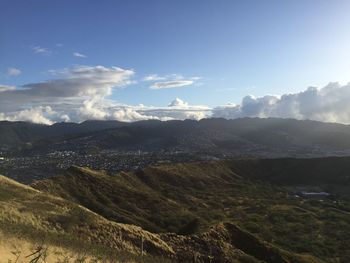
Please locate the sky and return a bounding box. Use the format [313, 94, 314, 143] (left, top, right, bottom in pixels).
[1, 0, 350, 124]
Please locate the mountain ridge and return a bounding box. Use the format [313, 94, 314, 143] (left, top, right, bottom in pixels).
[3, 118, 350, 158]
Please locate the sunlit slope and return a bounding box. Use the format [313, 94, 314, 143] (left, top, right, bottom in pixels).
[0, 175, 173, 262]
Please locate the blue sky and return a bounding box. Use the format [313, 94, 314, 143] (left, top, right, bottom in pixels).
[1, 0, 350, 124]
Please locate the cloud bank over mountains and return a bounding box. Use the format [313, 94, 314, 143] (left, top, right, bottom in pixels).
[0, 66, 208, 124]
[1, 65, 350, 124]
[212, 82, 350, 124]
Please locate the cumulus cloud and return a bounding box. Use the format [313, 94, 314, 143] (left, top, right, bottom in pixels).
[3, 64, 350, 125]
[60, 114, 70, 122]
[73, 52, 87, 58]
[7, 67, 21, 76]
[2, 106, 56, 125]
[79, 98, 109, 120]
[168, 98, 188, 107]
[212, 82, 350, 123]
[137, 98, 210, 121]
[0, 65, 134, 122]
[0, 65, 209, 123]
[99, 98, 209, 122]
[77, 97, 209, 122]
[112, 107, 159, 122]
[138, 108, 207, 121]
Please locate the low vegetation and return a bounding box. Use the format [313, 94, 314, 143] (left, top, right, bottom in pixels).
[1, 173, 311, 262]
[0, 175, 173, 262]
[32, 158, 350, 262]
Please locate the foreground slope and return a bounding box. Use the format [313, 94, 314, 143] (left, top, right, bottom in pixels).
[32, 158, 350, 262]
[1, 174, 317, 262]
[0, 175, 173, 262]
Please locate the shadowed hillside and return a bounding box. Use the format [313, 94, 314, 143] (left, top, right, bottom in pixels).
[32, 158, 350, 262]
[226, 157, 350, 189]
[1, 173, 319, 262]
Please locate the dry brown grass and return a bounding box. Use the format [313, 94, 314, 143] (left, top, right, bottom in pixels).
[0, 175, 173, 262]
[0, 233, 100, 263]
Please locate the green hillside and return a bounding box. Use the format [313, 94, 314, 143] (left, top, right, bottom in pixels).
[32, 158, 350, 262]
[1, 172, 317, 262]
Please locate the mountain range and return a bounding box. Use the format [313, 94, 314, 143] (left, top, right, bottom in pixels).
[2, 118, 350, 156]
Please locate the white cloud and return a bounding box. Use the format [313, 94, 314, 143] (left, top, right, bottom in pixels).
[32, 46, 52, 55]
[3, 64, 350, 125]
[144, 74, 200, 90]
[0, 85, 15, 93]
[73, 52, 87, 58]
[1, 67, 208, 123]
[0, 65, 134, 122]
[168, 98, 188, 107]
[67, 96, 209, 122]
[22, 65, 134, 99]
[112, 107, 159, 122]
[212, 82, 350, 124]
[137, 98, 210, 121]
[139, 108, 207, 121]
[150, 80, 194, 90]
[79, 98, 108, 120]
[7, 67, 21, 76]
[60, 114, 70, 122]
[2, 106, 55, 125]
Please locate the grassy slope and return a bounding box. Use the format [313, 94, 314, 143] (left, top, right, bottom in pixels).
[1, 172, 319, 262]
[0, 174, 304, 263]
[32, 159, 349, 262]
[32, 166, 195, 233]
[0, 175, 173, 262]
[0, 233, 105, 263]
